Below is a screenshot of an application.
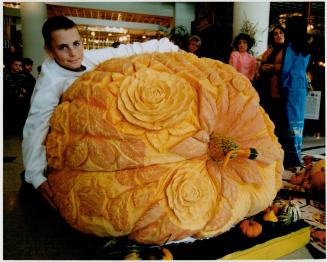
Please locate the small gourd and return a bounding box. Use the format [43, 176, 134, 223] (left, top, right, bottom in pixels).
[124, 247, 173, 260]
[124, 252, 141, 260]
[162, 248, 173, 260]
[289, 172, 305, 185]
[279, 201, 301, 225]
[239, 218, 262, 237]
[263, 209, 278, 222]
[310, 160, 325, 191]
[302, 178, 312, 190]
[311, 159, 325, 174]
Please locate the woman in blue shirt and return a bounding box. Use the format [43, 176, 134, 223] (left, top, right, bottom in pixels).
[279, 16, 311, 168]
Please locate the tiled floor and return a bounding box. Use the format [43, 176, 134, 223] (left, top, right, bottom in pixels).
[3, 133, 325, 259]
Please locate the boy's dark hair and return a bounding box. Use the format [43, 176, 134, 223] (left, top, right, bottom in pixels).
[112, 42, 121, 48]
[42, 16, 77, 50]
[232, 33, 255, 51]
[23, 57, 33, 66]
[10, 55, 22, 64]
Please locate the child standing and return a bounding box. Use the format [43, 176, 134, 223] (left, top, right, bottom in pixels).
[229, 33, 256, 81]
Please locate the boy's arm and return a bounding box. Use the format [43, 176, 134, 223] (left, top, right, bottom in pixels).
[85, 37, 179, 66]
[22, 64, 64, 190]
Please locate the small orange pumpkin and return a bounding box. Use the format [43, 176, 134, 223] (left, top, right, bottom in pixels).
[310, 159, 325, 191]
[311, 168, 325, 191]
[289, 173, 305, 185]
[311, 159, 325, 174]
[239, 218, 262, 237]
[302, 178, 312, 190]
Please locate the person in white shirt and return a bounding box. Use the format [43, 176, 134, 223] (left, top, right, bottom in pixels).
[22, 16, 179, 209]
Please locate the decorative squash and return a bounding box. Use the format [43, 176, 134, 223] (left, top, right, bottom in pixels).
[271, 205, 280, 214]
[272, 199, 285, 213]
[289, 173, 305, 185]
[124, 247, 173, 260]
[279, 201, 301, 225]
[162, 248, 173, 260]
[311, 229, 326, 244]
[124, 252, 141, 260]
[45, 52, 284, 244]
[310, 160, 325, 191]
[302, 178, 312, 190]
[263, 209, 278, 222]
[311, 159, 325, 174]
[239, 218, 262, 237]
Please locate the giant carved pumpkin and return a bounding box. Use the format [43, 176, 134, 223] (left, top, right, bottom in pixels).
[46, 52, 283, 244]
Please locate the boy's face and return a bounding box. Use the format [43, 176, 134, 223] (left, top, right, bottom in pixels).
[24, 64, 33, 73]
[11, 61, 22, 74]
[188, 40, 199, 54]
[47, 27, 84, 70]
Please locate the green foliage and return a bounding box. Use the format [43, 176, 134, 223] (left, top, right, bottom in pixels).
[240, 18, 258, 43]
[168, 25, 190, 49]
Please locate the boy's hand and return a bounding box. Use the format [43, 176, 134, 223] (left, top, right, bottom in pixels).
[37, 181, 57, 210]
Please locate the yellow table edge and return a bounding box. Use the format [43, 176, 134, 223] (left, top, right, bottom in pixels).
[220, 226, 311, 260]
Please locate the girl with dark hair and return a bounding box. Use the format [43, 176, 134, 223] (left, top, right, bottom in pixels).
[229, 33, 256, 81]
[279, 16, 311, 168]
[258, 25, 286, 137]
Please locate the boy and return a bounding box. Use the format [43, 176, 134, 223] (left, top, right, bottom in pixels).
[4, 56, 26, 133]
[22, 16, 179, 208]
[187, 35, 201, 54]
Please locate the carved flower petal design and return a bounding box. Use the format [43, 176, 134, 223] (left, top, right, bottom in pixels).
[117, 69, 195, 131]
[166, 160, 217, 230]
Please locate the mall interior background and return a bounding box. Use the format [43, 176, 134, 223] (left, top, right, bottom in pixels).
[3, 2, 325, 136]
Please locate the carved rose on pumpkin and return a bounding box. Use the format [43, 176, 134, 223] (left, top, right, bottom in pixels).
[118, 69, 194, 130]
[166, 161, 216, 230]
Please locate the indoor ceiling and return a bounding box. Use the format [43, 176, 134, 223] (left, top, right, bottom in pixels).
[270, 2, 325, 34]
[4, 2, 325, 42]
[46, 4, 173, 46]
[46, 4, 174, 29]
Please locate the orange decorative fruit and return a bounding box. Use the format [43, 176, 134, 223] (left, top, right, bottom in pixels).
[45, 52, 283, 244]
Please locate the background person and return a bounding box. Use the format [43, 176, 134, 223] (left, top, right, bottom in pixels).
[279, 16, 312, 168]
[257, 25, 286, 137]
[228, 33, 256, 81]
[186, 35, 201, 55]
[3, 56, 27, 134]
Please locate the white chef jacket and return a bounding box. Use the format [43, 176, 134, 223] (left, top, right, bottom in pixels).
[22, 38, 178, 189]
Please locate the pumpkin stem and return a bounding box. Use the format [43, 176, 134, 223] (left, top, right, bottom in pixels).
[222, 148, 258, 168]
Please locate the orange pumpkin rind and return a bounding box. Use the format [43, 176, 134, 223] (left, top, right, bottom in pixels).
[46, 52, 283, 244]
